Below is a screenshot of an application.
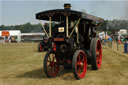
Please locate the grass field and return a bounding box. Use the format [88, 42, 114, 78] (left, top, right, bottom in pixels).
[105, 41, 128, 56]
[0, 43, 128, 85]
[110, 41, 124, 53]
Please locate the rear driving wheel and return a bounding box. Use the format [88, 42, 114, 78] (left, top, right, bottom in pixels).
[96, 40, 102, 69]
[90, 38, 102, 70]
[44, 50, 59, 77]
[72, 50, 87, 79]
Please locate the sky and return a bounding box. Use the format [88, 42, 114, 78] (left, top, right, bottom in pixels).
[0, 0, 128, 26]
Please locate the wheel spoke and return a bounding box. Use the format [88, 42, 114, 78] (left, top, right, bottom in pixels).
[48, 56, 51, 62]
[50, 66, 53, 72]
[47, 60, 51, 62]
[78, 55, 81, 62]
[52, 55, 55, 62]
[78, 66, 81, 74]
[47, 63, 51, 68]
[82, 56, 85, 62]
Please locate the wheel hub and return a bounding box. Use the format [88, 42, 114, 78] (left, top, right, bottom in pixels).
[50, 62, 55, 67]
[80, 62, 84, 67]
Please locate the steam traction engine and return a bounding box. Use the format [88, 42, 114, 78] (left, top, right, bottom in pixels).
[36, 4, 104, 79]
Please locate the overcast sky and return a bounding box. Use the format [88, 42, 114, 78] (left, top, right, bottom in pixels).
[0, 0, 128, 26]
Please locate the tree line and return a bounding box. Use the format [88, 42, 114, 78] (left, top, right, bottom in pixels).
[98, 19, 128, 31]
[0, 20, 128, 33]
[0, 22, 43, 33]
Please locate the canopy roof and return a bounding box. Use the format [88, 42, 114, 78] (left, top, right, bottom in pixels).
[36, 9, 104, 23]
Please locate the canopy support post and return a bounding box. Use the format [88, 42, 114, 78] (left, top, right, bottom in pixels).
[66, 16, 69, 37]
[39, 20, 49, 38]
[49, 17, 52, 37]
[69, 18, 81, 38]
[77, 27, 79, 43]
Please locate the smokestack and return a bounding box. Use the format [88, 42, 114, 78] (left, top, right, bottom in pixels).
[64, 3, 71, 10]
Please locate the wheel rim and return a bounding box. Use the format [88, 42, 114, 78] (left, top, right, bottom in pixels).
[76, 51, 87, 78]
[46, 53, 59, 77]
[96, 40, 102, 69]
[40, 44, 42, 51]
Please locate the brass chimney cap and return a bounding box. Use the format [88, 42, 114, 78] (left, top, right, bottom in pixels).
[64, 3, 71, 10]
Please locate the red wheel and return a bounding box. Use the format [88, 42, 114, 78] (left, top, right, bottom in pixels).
[96, 40, 102, 69]
[38, 43, 43, 52]
[90, 38, 102, 70]
[72, 50, 87, 79]
[44, 50, 59, 77]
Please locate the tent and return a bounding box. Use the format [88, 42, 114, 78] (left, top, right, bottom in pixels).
[0, 30, 21, 43]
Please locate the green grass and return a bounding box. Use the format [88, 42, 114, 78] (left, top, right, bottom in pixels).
[0, 43, 128, 85]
